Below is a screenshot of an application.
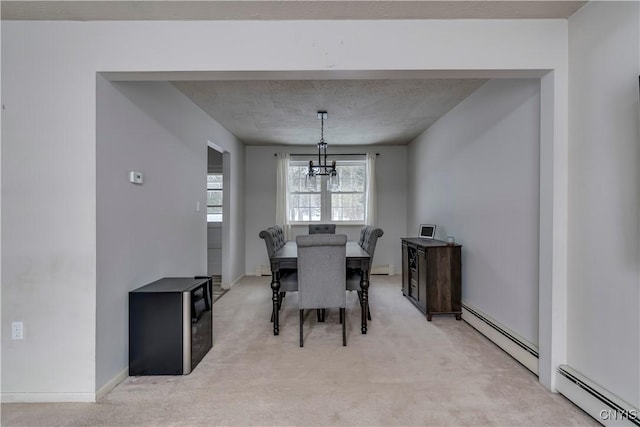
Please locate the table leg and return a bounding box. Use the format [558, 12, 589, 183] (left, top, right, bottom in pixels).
[360, 268, 369, 334]
[271, 271, 281, 336]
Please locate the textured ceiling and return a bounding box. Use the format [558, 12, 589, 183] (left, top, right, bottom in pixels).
[173, 79, 487, 146]
[1, 0, 587, 21]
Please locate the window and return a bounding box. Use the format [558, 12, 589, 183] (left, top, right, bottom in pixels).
[288, 159, 366, 223]
[207, 174, 223, 222]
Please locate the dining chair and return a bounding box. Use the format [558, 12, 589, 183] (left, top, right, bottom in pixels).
[358, 225, 368, 246]
[347, 226, 384, 321]
[308, 224, 337, 234]
[296, 234, 347, 347]
[259, 226, 298, 321]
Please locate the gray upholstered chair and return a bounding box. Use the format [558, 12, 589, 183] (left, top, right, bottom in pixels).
[358, 226, 368, 246]
[296, 234, 348, 347]
[308, 223, 336, 234]
[347, 226, 384, 320]
[259, 225, 286, 259]
[259, 226, 297, 321]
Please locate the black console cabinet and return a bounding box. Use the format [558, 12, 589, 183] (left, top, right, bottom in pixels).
[129, 277, 212, 375]
[402, 238, 462, 321]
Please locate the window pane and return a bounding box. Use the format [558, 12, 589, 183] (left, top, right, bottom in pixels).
[207, 174, 223, 190]
[331, 193, 365, 221]
[288, 193, 321, 222]
[207, 206, 222, 222]
[207, 190, 222, 206]
[289, 164, 321, 192]
[335, 164, 365, 192]
[288, 166, 307, 192]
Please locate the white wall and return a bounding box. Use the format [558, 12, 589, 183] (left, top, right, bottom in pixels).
[225, 145, 246, 289]
[568, 1, 640, 407]
[95, 80, 244, 390]
[245, 145, 407, 275]
[1, 19, 568, 400]
[407, 79, 541, 345]
[2, 30, 100, 401]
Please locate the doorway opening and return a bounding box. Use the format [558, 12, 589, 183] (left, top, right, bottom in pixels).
[207, 145, 226, 301]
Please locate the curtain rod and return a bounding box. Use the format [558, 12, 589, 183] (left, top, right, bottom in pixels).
[274, 153, 379, 157]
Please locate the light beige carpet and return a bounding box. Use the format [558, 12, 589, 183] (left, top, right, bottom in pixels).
[2, 275, 596, 426]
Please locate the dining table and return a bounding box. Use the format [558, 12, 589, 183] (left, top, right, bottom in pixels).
[268, 240, 371, 336]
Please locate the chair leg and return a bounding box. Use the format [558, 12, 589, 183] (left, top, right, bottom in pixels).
[300, 309, 304, 347]
[341, 308, 346, 346]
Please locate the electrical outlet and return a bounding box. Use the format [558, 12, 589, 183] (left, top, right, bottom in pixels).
[11, 321, 24, 340]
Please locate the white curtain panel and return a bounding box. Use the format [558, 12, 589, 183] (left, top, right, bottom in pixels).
[365, 153, 377, 226]
[275, 153, 292, 239]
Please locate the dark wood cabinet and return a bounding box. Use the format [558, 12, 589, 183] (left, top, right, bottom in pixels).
[401, 238, 462, 321]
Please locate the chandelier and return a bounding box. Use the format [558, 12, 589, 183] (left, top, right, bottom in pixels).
[306, 111, 340, 191]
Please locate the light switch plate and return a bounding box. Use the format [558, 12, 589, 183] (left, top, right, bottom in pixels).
[11, 321, 23, 340]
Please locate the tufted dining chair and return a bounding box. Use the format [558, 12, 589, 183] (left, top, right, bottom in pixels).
[259, 226, 297, 321]
[347, 226, 384, 320]
[296, 234, 347, 347]
[260, 225, 286, 259]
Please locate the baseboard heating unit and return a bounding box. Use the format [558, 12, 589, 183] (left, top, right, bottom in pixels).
[255, 265, 271, 276]
[556, 365, 639, 427]
[461, 303, 539, 375]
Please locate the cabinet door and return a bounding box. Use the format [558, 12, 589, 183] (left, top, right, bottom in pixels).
[401, 242, 409, 295]
[417, 247, 427, 313]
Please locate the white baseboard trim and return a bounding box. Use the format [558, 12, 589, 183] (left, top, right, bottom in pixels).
[556, 365, 639, 427]
[462, 303, 539, 375]
[96, 367, 128, 401]
[227, 274, 244, 289]
[1, 392, 96, 403]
